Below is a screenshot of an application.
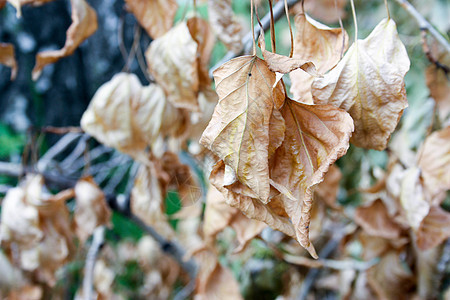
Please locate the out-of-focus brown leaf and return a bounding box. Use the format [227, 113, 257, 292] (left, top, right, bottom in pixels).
[416, 247, 441, 299]
[0, 43, 17, 80]
[0, 0, 6, 10]
[366, 251, 415, 300]
[418, 126, 450, 198]
[425, 39, 450, 121]
[146, 22, 200, 110]
[32, 0, 98, 80]
[81, 73, 181, 161]
[416, 206, 450, 250]
[6, 0, 54, 17]
[400, 167, 430, 231]
[312, 18, 410, 150]
[131, 161, 174, 238]
[291, 0, 347, 24]
[354, 199, 403, 240]
[207, 0, 244, 53]
[194, 247, 243, 300]
[290, 14, 348, 103]
[161, 151, 202, 207]
[124, 0, 177, 39]
[269, 99, 353, 257]
[187, 17, 216, 89]
[7, 285, 42, 300]
[200, 56, 285, 202]
[0, 175, 74, 286]
[74, 177, 111, 244]
[315, 164, 342, 208]
[229, 213, 266, 253]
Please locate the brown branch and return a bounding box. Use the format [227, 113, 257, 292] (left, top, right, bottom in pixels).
[420, 29, 450, 75]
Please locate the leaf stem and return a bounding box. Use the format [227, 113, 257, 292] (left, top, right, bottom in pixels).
[384, 0, 391, 19]
[350, 0, 358, 44]
[284, 0, 294, 57]
[268, 0, 277, 53]
[251, 0, 256, 56]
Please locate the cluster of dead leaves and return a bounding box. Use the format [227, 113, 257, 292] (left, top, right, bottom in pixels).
[0, 174, 110, 292]
[0, 0, 98, 81]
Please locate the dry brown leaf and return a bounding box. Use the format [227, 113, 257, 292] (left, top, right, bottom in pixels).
[312, 18, 410, 150]
[210, 160, 297, 240]
[0, 175, 74, 286]
[0, 43, 18, 80]
[32, 0, 98, 80]
[6, 0, 54, 17]
[366, 251, 415, 300]
[81, 73, 181, 161]
[187, 17, 216, 89]
[124, 0, 177, 39]
[354, 199, 403, 240]
[291, 0, 347, 24]
[290, 14, 348, 103]
[161, 151, 202, 207]
[0, 0, 6, 10]
[269, 99, 353, 257]
[416, 206, 450, 251]
[315, 164, 342, 208]
[418, 126, 450, 198]
[74, 177, 111, 244]
[258, 32, 318, 77]
[6, 285, 42, 300]
[194, 247, 243, 300]
[400, 167, 430, 231]
[200, 55, 285, 202]
[207, 0, 244, 53]
[130, 161, 174, 238]
[146, 22, 200, 110]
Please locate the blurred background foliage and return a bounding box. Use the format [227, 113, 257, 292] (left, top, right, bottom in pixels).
[0, 0, 449, 298]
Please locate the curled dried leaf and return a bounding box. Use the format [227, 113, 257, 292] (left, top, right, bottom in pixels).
[270, 99, 353, 257]
[290, 14, 348, 103]
[312, 18, 410, 150]
[146, 22, 200, 110]
[201, 55, 285, 202]
[0, 43, 18, 80]
[32, 0, 98, 80]
[207, 0, 244, 53]
[74, 177, 111, 244]
[124, 0, 177, 39]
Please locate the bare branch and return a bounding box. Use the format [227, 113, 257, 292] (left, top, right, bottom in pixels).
[82, 226, 105, 300]
[393, 0, 450, 55]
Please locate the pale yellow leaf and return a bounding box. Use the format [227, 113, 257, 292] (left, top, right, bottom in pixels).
[145, 22, 200, 110]
[125, 0, 177, 39]
[32, 0, 98, 80]
[312, 18, 410, 150]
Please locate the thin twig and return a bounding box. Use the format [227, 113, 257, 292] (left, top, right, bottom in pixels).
[82, 226, 105, 300]
[209, 0, 301, 77]
[393, 0, 450, 55]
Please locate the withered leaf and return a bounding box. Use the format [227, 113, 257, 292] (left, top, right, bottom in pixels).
[0, 43, 18, 80]
[32, 0, 98, 80]
[312, 18, 410, 150]
[258, 30, 318, 77]
[146, 22, 200, 110]
[418, 126, 450, 198]
[207, 0, 244, 53]
[7, 0, 54, 17]
[200, 55, 285, 202]
[270, 99, 353, 257]
[124, 0, 177, 39]
[74, 177, 111, 244]
[290, 14, 348, 103]
[354, 199, 403, 240]
[81, 73, 181, 161]
[416, 206, 450, 251]
[130, 161, 174, 238]
[291, 0, 347, 24]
